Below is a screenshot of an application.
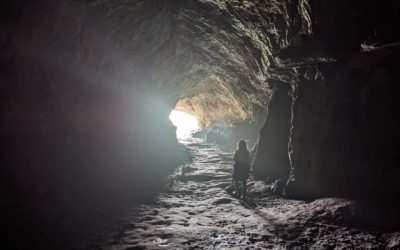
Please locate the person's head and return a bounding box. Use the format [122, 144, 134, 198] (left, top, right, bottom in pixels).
[237, 140, 247, 151]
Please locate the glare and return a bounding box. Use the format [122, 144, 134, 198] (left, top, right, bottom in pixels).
[169, 110, 199, 139]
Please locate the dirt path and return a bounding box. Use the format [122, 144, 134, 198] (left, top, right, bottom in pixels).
[84, 139, 397, 249]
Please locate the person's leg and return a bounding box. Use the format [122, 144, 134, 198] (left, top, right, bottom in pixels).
[234, 179, 240, 195]
[241, 179, 247, 198]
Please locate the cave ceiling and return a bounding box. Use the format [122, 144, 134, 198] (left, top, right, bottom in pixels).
[9, 0, 312, 126]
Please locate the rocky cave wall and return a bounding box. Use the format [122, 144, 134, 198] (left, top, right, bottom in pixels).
[252, 0, 400, 202]
[170, 0, 312, 127]
[1, 1, 182, 246]
[286, 47, 400, 200]
[284, 0, 400, 200]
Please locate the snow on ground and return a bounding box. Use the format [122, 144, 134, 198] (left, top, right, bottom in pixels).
[81, 139, 399, 249]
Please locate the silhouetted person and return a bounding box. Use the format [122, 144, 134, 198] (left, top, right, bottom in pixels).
[233, 140, 251, 199]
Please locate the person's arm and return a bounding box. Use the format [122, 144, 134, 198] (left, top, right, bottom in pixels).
[233, 151, 238, 164]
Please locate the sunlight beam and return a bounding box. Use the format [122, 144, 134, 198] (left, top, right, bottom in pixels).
[169, 110, 199, 139]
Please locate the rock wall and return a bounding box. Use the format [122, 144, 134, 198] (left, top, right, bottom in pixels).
[252, 81, 292, 180]
[286, 45, 400, 199]
[0, 1, 182, 247]
[252, 0, 400, 201]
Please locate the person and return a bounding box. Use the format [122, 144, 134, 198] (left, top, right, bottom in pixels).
[232, 140, 251, 199]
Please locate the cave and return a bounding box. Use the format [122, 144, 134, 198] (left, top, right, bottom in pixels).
[1, 0, 400, 249]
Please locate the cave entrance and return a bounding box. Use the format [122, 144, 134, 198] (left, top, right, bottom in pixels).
[169, 109, 200, 139]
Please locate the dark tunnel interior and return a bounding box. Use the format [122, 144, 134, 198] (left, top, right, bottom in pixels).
[1, 0, 400, 249]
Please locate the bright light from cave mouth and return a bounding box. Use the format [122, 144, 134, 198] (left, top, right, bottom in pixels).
[169, 110, 199, 139]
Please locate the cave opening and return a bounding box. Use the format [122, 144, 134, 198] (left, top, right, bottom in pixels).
[169, 109, 200, 139]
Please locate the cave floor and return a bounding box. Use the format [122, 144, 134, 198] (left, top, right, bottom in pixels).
[84, 139, 397, 249]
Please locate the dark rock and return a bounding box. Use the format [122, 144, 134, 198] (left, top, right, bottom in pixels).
[270, 179, 286, 195]
[388, 234, 400, 249]
[212, 198, 234, 205]
[252, 82, 292, 180]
